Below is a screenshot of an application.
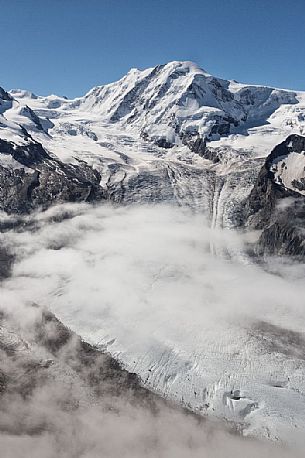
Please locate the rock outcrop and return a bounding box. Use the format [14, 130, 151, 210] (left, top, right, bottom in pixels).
[0, 135, 105, 214]
[245, 135, 305, 257]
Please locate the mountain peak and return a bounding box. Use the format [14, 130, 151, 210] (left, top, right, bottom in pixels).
[0, 86, 13, 102]
[9, 89, 38, 100]
[161, 60, 209, 75]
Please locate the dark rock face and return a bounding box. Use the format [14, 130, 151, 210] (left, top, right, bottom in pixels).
[19, 105, 45, 131]
[0, 137, 49, 166]
[244, 135, 305, 257]
[244, 162, 286, 230]
[209, 115, 238, 138]
[154, 138, 173, 149]
[0, 87, 13, 113]
[257, 216, 305, 257]
[0, 87, 13, 102]
[265, 134, 305, 169]
[181, 134, 223, 163]
[0, 136, 106, 214]
[181, 134, 207, 155]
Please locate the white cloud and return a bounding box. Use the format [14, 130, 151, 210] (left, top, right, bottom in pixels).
[1, 202, 305, 454]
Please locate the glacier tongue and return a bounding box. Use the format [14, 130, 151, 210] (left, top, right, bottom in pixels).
[2, 203, 305, 448]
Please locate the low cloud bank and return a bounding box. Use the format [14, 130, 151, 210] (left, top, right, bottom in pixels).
[0, 202, 305, 457]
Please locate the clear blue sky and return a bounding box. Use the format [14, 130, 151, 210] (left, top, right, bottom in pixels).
[1, 0, 305, 97]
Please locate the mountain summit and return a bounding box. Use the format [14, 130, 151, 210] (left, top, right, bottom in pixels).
[66, 61, 300, 148]
[0, 60, 305, 257]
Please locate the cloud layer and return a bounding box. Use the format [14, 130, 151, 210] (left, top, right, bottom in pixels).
[1, 202, 305, 456]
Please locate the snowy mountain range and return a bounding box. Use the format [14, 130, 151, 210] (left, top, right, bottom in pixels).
[1, 60, 305, 257]
[1, 61, 305, 450]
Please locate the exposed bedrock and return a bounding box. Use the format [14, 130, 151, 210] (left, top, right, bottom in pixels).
[244, 134, 305, 257]
[0, 136, 105, 214]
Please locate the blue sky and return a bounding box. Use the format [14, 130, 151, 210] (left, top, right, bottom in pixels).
[1, 0, 305, 97]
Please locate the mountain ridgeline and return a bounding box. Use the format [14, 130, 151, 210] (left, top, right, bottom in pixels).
[1, 61, 305, 258]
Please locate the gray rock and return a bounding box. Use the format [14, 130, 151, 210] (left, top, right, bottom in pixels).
[244, 135, 305, 257]
[0, 136, 106, 214]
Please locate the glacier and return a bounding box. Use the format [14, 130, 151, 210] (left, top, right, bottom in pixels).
[1, 61, 305, 449]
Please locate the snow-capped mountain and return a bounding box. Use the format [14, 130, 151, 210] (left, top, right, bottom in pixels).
[1, 60, 305, 254]
[66, 61, 300, 146]
[1, 61, 305, 448]
[5, 61, 305, 148]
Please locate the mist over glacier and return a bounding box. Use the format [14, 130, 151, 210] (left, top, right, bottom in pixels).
[1, 202, 305, 456]
[1, 0, 305, 454]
